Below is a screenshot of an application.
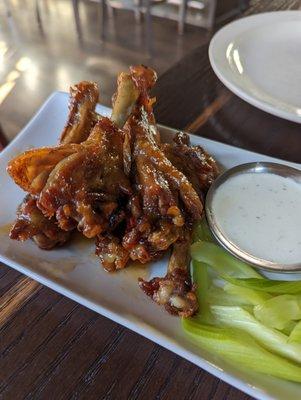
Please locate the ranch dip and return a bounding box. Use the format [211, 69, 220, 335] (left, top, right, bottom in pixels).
[211, 172, 301, 265]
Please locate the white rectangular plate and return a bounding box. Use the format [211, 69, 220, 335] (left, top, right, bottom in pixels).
[1, 92, 301, 400]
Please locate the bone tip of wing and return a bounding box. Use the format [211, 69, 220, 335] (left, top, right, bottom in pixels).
[70, 80, 100, 103]
[129, 65, 158, 87]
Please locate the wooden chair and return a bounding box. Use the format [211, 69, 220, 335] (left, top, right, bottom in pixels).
[71, 0, 209, 40]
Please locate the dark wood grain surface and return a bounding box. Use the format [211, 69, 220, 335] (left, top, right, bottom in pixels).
[153, 0, 301, 163]
[1, 1, 301, 399]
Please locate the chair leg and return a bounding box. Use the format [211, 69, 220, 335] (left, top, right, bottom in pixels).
[0, 122, 8, 149]
[35, 0, 42, 26]
[206, 0, 217, 30]
[145, 0, 153, 56]
[107, 2, 115, 19]
[178, 0, 188, 35]
[135, 0, 142, 23]
[3, 0, 12, 17]
[72, 0, 83, 39]
[99, 0, 106, 40]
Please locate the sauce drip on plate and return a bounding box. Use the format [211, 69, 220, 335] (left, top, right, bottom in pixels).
[211, 172, 301, 265]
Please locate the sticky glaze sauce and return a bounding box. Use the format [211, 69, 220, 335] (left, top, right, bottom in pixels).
[211, 172, 301, 265]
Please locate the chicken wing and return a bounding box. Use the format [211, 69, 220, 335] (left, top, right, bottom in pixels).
[139, 228, 198, 317]
[7, 65, 219, 318]
[162, 132, 219, 197]
[60, 81, 99, 144]
[9, 81, 100, 248]
[9, 195, 70, 249]
[7, 145, 79, 195]
[37, 117, 131, 237]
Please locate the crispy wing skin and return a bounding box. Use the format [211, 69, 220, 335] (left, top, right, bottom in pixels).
[126, 66, 202, 316]
[10, 195, 70, 249]
[162, 132, 219, 196]
[60, 81, 99, 144]
[7, 66, 219, 318]
[8, 82, 99, 249]
[130, 113, 203, 221]
[139, 229, 198, 317]
[95, 234, 129, 272]
[7, 145, 79, 195]
[127, 66, 203, 221]
[38, 118, 131, 238]
[7, 82, 99, 195]
[122, 210, 181, 264]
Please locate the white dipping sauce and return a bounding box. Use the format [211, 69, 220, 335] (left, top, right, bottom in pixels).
[211, 172, 301, 265]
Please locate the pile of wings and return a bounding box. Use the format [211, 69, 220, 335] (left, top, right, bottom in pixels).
[7, 66, 218, 317]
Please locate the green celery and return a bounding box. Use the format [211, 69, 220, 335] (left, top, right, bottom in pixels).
[182, 318, 301, 383]
[223, 276, 301, 294]
[191, 241, 261, 278]
[210, 305, 301, 364]
[254, 295, 301, 330]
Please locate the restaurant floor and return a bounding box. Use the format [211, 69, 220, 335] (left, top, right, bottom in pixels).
[0, 0, 209, 142]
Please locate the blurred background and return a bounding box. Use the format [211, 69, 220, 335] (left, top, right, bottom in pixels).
[0, 0, 249, 141]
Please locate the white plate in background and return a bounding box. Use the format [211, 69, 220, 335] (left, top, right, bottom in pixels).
[1, 92, 301, 400]
[209, 11, 301, 123]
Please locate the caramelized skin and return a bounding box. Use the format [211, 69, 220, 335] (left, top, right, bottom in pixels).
[122, 209, 179, 264]
[7, 65, 219, 318]
[131, 112, 203, 220]
[7, 145, 79, 195]
[139, 228, 198, 317]
[60, 81, 99, 144]
[125, 66, 203, 316]
[162, 132, 219, 197]
[120, 66, 202, 269]
[139, 268, 198, 317]
[9, 81, 100, 248]
[38, 118, 131, 237]
[10, 195, 70, 249]
[96, 234, 129, 272]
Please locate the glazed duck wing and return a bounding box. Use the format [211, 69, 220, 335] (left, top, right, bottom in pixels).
[7, 145, 79, 195]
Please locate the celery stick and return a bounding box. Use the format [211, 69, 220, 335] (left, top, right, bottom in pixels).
[281, 321, 297, 336]
[192, 260, 210, 302]
[193, 219, 214, 242]
[182, 318, 301, 383]
[192, 261, 213, 324]
[210, 305, 301, 364]
[207, 286, 252, 307]
[224, 283, 272, 306]
[289, 320, 301, 343]
[223, 276, 301, 294]
[191, 241, 261, 278]
[254, 295, 301, 330]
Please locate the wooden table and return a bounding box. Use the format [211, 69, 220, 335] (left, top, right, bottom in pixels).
[1, 1, 300, 399]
